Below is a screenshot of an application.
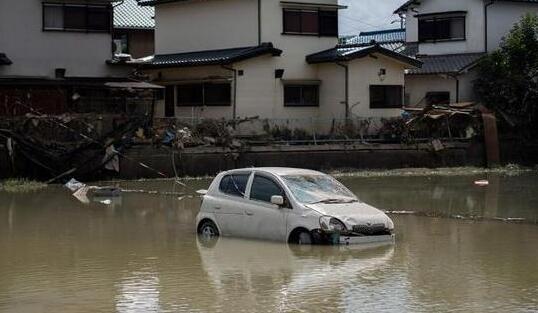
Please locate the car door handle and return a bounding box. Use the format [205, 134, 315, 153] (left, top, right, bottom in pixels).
[245, 210, 254, 216]
[214, 207, 221, 210]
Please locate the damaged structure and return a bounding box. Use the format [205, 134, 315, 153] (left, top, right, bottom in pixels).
[0, 0, 162, 179]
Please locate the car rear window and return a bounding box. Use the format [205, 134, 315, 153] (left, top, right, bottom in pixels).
[250, 175, 283, 203]
[219, 174, 249, 197]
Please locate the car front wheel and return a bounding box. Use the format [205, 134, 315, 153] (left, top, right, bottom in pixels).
[198, 220, 219, 239]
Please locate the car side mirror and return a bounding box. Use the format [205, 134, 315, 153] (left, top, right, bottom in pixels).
[270, 195, 284, 206]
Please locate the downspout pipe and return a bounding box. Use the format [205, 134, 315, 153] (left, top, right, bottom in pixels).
[336, 62, 349, 119]
[258, 0, 262, 45]
[222, 65, 238, 120]
[484, 0, 495, 53]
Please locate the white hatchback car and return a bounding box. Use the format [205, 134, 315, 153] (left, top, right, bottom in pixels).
[196, 167, 395, 245]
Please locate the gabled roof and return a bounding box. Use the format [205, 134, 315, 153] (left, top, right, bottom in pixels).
[407, 53, 485, 75]
[114, 0, 155, 29]
[0, 53, 12, 65]
[395, 0, 538, 14]
[342, 29, 405, 45]
[306, 44, 422, 68]
[144, 43, 282, 68]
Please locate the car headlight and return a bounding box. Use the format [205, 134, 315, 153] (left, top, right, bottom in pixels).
[319, 216, 347, 232]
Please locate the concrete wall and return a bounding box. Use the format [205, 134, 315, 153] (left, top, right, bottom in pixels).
[487, 2, 538, 52]
[154, 0, 258, 54]
[405, 0, 485, 55]
[119, 143, 486, 179]
[0, 0, 126, 78]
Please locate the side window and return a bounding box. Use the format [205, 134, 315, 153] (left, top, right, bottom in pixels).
[250, 175, 283, 203]
[219, 174, 249, 197]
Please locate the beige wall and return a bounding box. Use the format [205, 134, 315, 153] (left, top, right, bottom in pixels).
[348, 54, 407, 118]
[0, 0, 126, 78]
[150, 53, 407, 121]
[405, 70, 477, 107]
[154, 0, 258, 54]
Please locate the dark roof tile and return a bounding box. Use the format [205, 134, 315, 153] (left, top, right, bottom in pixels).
[407, 53, 485, 75]
[306, 44, 422, 67]
[145, 43, 282, 68]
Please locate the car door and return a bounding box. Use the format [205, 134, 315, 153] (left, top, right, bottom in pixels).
[243, 174, 288, 241]
[213, 172, 252, 237]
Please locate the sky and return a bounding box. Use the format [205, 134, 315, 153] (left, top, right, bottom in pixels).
[339, 0, 407, 36]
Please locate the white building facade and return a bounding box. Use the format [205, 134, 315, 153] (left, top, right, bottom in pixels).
[141, 0, 420, 128]
[395, 0, 538, 107]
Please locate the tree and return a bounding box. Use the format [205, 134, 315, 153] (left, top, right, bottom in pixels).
[474, 13, 538, 139]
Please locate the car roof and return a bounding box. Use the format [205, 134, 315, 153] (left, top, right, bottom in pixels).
[223, 167, 325, 177]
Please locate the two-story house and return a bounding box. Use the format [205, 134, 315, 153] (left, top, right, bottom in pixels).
[0, 0, 159, 116]
[139, 0, 421, 130]
[395, 0, 538, 107]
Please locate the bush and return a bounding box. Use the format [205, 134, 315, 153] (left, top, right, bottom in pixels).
[475, 13, 538, 139]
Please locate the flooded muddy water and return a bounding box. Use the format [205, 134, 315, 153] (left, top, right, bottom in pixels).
[1, 172, 537, 312]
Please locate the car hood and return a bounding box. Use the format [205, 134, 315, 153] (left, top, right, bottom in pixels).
[305, 202, 393, 229]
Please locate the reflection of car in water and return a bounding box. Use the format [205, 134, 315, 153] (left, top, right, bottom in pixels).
[197, 237, 395, 311]
[196, 168, 394, 245]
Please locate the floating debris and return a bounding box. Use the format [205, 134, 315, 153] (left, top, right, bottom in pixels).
[474, 180, 489, 186]
[384, 210, 416, 215]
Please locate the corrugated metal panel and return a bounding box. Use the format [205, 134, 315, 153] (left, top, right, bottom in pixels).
[114, 0, 155, 29]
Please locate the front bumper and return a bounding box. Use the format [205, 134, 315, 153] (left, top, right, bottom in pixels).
[339, 234, 395, 245]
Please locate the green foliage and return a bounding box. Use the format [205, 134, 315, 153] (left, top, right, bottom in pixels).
[475, 13, 538, 138]
[0, 179, 47, 193]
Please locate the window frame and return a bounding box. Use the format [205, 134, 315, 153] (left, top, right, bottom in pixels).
[283, 84, 320, 107]
[248, 174, 286, 205]
[369, 85, 404, 109]
[282, 8, 338, 37]
[42, 3, 112, 33]
[417, 12, 466, 43]
[219, 173, 251, 198]
[175, 82, 232, 107]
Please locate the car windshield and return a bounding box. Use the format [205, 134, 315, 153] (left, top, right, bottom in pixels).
[281, 174, 357, 204]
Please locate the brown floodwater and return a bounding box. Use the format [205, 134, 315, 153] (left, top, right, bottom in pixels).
[1, 172, 537, 312]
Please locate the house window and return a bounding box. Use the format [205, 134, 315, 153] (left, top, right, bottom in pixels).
[426, 92, 450, 105]
[370, 85, 403, 109]
[43, 3, 111, 32]
[176, 82, 231, 107]
[113, 33, 129, 54]
[284, 85, 319, 107]
[283, 9, 338, 37]
[418, 12, 465, 42]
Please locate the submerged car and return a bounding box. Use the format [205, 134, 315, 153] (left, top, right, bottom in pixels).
[196, 167, 394, 245]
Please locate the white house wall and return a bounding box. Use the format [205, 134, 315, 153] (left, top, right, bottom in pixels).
[0, 0, 125, 78]
[405, 0, 485, 55]
[405, 75, 456, 107]
[405, 70, 477, 107]
[348, 55, 407, 118]
[154, 0, 258, 54]
[487, 2, 538, 52]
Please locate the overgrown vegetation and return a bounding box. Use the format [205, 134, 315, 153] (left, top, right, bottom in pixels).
[0, 179, 47, 193]
[475, 13, 538, 139]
